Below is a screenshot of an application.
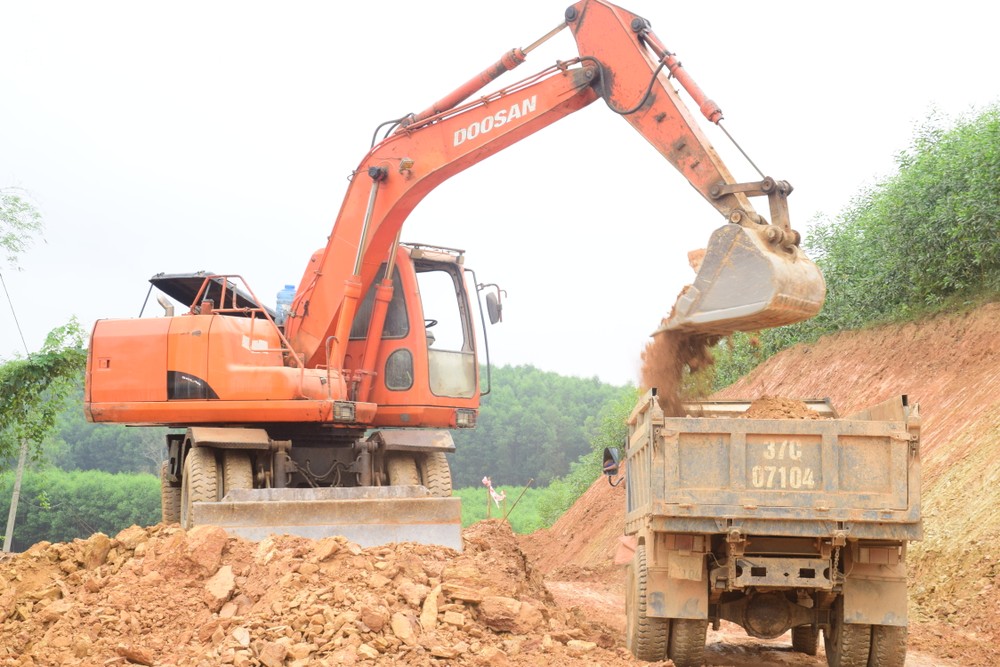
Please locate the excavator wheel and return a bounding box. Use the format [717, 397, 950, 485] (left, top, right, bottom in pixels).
[625, 544, 669, 660]
[386, 454, 420, 486]
[418, 452, 452, 497]
[222, 451, 254, 496]
[180, 447, 220, 529]
[160, 460, 181, 524]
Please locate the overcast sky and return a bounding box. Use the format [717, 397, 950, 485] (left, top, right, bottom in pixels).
[1, 1, 997, 386]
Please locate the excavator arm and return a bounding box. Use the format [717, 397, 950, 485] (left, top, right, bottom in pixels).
[284, 0, 825, 369]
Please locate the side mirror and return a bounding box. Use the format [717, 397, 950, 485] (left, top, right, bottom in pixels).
[486, 291, 502, 324]
[602, 447, 621, 477]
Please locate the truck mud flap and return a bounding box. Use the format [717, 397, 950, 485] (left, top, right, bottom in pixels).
[192, 486, 462, 551]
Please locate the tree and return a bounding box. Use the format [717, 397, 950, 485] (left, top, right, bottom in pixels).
[0, 188, 43, 268]
[0, 320, 87, 463]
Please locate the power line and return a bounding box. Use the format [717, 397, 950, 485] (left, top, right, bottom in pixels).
[0, 271, 30, 355]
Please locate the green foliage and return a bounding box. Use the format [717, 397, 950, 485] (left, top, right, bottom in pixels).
[0, 319, 87, 463]
[712, 105, 1000, 389]
[450, 364, 633, 488]
[0, 188, 42, 268]
[0, 468, 160, 552]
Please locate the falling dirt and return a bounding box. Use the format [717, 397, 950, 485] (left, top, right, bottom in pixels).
[640, 329, 716, 417]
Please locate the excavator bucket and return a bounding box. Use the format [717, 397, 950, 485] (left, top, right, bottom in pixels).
[192, 487, 463, 551]
[658, 223, 826, 336]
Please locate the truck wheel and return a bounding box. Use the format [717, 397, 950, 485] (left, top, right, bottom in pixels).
[792, 625, 819, 655]
[625, 544, 669, 661]
[222, 451, 254, 496]
[387, 454, 420, 486]
[180, 447, 219, 529]
[824, 598, 871, 667]
[868, 625, 907, 667]
[418, 452, 452, 497]
[160, 460, 181, 524]
[668, 618, 707, 667]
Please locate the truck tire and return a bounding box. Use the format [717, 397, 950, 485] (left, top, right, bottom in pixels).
[387, 454, 420, 486]
[868, 625, 907, 667]
[626, 544, 669, 661]
[418, 452, 452, 497]
[180, 447, 219, 529]
[824, 598, 871, 667]
[668, 617, 707, 667]
[222, 451, 254, 496]
[792, 625, 819, 655]
[160, 460, 181, 524]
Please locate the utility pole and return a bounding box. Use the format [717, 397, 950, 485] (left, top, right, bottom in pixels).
[3, 439, 28, 553]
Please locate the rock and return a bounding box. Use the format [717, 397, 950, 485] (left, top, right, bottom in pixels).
[567, 639, 598, 655]
[478, 596, 522, 633]
[232, 627, 251, 648]
[443, 610, 465, 627]
[420, 585, 441, 631]
[258, 640, 287, 667]
[82, 533, 112, 570]
[114, 525, 149, 550]
[205, 565, 236, 612]
[396, 580, 430, 607]
[360, 606, 387, 633]
[186, 525, 228, 575]
[287, 642, 318, 660]
[390, 612, 416, 644]
[357, 644, 379, 659]
[115, 643, 154, 665]
[314, 537, 342, 562]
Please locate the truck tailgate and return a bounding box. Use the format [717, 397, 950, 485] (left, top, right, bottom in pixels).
[624, 396, 921, 540]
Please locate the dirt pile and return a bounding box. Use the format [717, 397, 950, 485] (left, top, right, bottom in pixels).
[739, 396, 826, 419]
[0, 520, 642, 667]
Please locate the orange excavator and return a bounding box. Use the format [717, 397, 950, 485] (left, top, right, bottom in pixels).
[84, 0, 825, 550]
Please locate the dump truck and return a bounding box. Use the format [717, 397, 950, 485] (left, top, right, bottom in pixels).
[603, 390, 921, 667]
[85, 0, 826, 548]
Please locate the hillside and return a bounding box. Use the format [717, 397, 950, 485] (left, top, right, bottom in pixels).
[522, 300, 1000, 665]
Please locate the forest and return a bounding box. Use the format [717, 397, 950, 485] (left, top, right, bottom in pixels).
[2, 103, 998, 552]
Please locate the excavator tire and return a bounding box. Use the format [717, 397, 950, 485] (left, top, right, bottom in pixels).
[160, 460, 181, 524]
[222, 451, 254, 495]
[792, 625, 820, 656]
[868, 625, 907, 667]
[387, 454, 420, 486]
[625, 544, 669, 661]
[418, 452, 452, 497]
[824, 598, 871, 667]
[180, 447, 219, 529]
[668, 617, 707, 667]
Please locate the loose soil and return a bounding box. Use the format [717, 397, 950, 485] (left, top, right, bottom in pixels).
[3, 302, 999, 666]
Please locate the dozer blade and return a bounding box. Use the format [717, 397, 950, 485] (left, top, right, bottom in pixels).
[192, 486, 463, 551]
[658, 223, 826, 336]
